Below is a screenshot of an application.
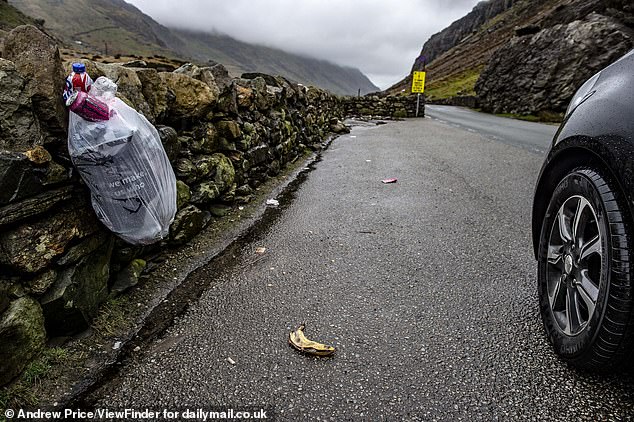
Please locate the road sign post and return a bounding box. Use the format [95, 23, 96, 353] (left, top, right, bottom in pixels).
[411, 71, 426, 117]
[416, 93, 421, 118]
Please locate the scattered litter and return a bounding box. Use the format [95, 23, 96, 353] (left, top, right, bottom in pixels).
[289, 324, 335, 357]
[113, 341, 122, 350]
[133, 346, 141, 352]
[350, 136, 357, 138]
[366, 160, 372, 162]
[227, 357, 236, 365]
[255, 247, 267, 254]
[267, 283, 273, 287]
[382, 178, 398, 184]
[238, 206, 245, 211]
[266, 199, 280, 207]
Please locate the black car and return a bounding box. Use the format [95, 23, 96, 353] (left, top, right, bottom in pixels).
[532, 49, 634, 372]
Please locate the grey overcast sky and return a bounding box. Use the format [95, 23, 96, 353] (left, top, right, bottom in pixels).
[126, 0, 480, 89]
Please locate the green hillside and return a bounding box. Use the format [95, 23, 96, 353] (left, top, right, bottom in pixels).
[0, 0, 34, 31]
[9, 0, 183, 57]
[173, 29, 377, 95]
[8, 0, 378, 95]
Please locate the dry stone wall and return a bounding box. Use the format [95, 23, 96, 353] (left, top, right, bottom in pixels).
[343, 94, 425, 118]
[0, 25, 351, 386]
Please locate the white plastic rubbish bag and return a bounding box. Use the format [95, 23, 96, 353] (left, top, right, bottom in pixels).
[67, 77, 177, 245]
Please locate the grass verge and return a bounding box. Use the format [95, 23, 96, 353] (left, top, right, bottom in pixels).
[91, 296, 131, 338]
[492, 110, 563, 124]
[0, 297, 130, 417]
[425, 66, 484, 101]
[0, 348, 68, 418]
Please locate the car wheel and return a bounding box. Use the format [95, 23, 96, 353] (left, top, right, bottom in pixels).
[538, 168, 634, 371]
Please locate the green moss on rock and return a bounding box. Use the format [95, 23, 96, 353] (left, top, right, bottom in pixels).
[111, 259, 146, 296]
[169, 205, 206, 245]
[39, 239, 113, 336]
[0, 297, 46, 386]
[176, 180, 191, 210]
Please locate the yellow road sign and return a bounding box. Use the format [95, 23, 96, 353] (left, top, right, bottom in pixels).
[411, 71, 426, 93]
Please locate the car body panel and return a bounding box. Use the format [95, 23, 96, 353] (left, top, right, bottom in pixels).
[532, 50, 634, 258]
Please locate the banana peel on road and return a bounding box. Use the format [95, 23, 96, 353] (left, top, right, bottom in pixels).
[289, 324, 335, 357]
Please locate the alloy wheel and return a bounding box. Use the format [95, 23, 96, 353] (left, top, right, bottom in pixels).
[546, 195, 603, 336]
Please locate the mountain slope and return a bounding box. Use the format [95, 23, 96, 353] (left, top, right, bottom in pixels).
[172, 29, 375, 97]
[9, 0, 183, 57]
[0, 0, 35, 32]
[387, 0, 557, 97]
[9, 0, 378, 95]
[388, 0, 633, 117]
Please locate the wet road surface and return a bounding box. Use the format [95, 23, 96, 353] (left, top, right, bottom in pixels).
[425, 105, 558, 154]
[91, 116, 634, 420]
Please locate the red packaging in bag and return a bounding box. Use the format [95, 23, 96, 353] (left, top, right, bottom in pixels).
[68, 91, 112, 122]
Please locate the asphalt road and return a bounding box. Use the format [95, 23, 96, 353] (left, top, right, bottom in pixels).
[425, 105, 558, 154]
[92, 113, 634, 420]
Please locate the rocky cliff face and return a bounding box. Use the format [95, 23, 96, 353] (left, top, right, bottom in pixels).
[390, 0, 633, 116]
[476, 12, 633, 114]
[411, 0, 518, 72]
[387, 0, 557, 98]
[476, 2, 634, 115]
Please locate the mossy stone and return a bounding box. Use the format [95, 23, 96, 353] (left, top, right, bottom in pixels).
[176, 180, 191, 210]
[0, 296, 46, 386]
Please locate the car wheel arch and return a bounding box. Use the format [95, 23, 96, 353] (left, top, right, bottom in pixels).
[532, 143, 631, 259]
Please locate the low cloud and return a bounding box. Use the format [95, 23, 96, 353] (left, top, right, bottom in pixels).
[127, 0, 480, 89]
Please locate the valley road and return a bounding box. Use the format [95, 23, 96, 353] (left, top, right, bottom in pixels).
[90, 111, 634, 420]
[425, 105, 557, 154]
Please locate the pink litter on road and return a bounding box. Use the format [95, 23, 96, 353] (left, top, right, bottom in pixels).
[382, 178, 398, 184]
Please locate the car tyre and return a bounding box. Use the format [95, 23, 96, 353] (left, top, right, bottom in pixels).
[538, 168, 634, 371]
